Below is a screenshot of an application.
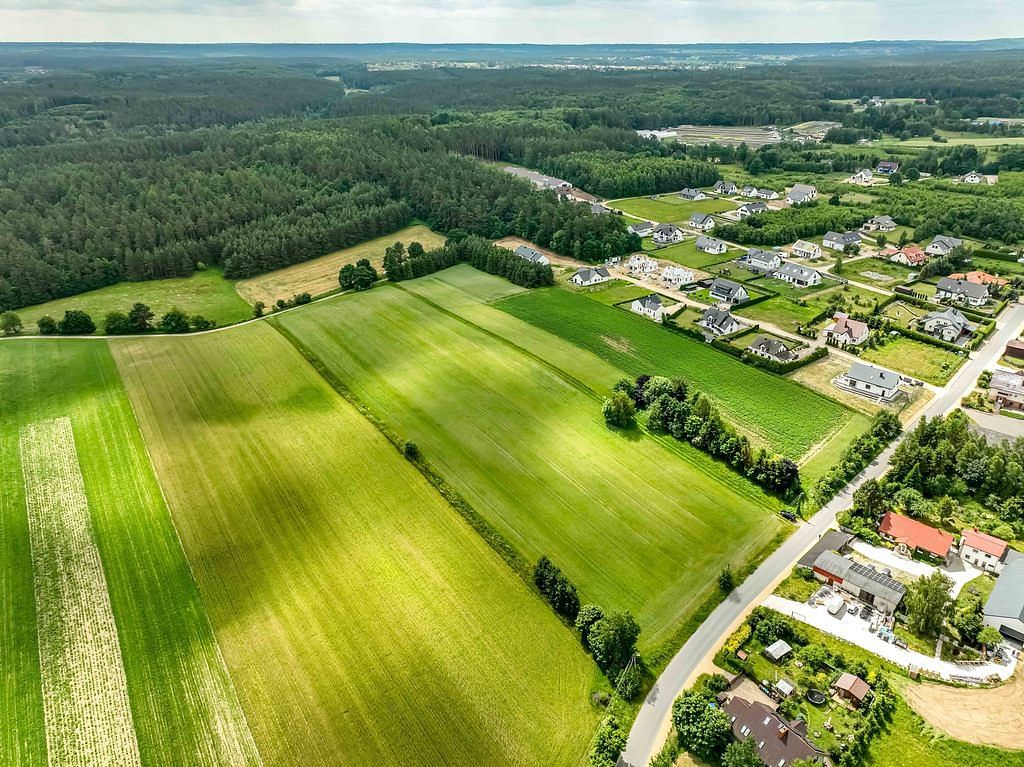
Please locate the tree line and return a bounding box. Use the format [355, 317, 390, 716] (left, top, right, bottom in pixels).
[382, 236, 556, 287]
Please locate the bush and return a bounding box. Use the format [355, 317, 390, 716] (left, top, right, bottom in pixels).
[1, 311, 24, 336]
[56, 310, 96, 335]
[588, 716, 626, 767]
[602, 391, 637, 429]
[588, 611, 640, 678]
[533, 556, 581, 621]
[104, 311, 134, 335]
[36, 315, 57, 335]
[402, 440, 420, 460]
[718, 565, 735, 593]
[159, 307, 191, 333]
[575, 604, 605, 651]
[615, 663, 642, 701]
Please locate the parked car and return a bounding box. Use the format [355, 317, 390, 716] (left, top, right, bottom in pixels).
[781, 510, 798, 522]
[847, 604, 859, 616]
[860, 606, 874, 621]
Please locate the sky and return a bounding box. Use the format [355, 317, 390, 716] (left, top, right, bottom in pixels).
[1, 0, 1023, 44]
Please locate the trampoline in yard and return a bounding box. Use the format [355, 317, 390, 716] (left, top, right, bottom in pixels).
[806, 689, 827, 705]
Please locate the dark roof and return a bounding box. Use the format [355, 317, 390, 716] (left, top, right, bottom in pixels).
[710, 278, 745, 299]
[813, 550, 907, 602]
[985, 557, 1024, 622]
[747, 335, 794, 362]
[845, 362, 899, 392]
[702, 307, 737, 332]
[798, 530, 854, 569]
[653, 223, 681, 235]
[723, 697, 827, 766]
[775, 262, 820, 282]
[635, 294, 663, 311]
[696, 235, 726, 251]
[689, 212, 714, 226]
[573, 266, 609, 281]
[514, 244, 546, 262]
[742, 202, 768, 213]
[936, 277, 988, 300]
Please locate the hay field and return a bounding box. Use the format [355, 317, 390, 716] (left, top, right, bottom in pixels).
[111, 323, 597, 767]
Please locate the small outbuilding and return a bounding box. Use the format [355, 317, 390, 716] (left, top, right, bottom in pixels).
[833, 673, 871, 707]
[764, 639, 793, 662]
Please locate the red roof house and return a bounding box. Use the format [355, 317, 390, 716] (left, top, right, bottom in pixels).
[878, 511, 954, 561]
[960, 529, 1011, 574]
[890, 245, 927, 267]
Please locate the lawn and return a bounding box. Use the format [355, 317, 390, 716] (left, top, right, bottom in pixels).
[572, 279, 665, 306]
[495, 284, 858, 460]
[612, 195, 736, 223]
[276, 276, 785, 651]
[881, 300, 929, 329]
[111, 322, 598, 767]
[234, 224, 446, 306]
[0, 340, 260, 766]
[788, 355, 883, 417]
[860, 336, 965, 385]
[735, 284, 881, 332]
[848, 259, 919, 288]
[13, 267, 252, 334]
[645, 239, 736, 269]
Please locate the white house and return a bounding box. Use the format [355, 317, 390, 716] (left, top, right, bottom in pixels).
[756, 188, 780, 200]
[679, 188, 707, 201]
[746, 248, 781, 272]
[741, 185, 759, 198]
[661, 265, 695, 287]
[652, 223, 684, 245]
[688, 212, 716, 231]
[983, 557, 1024, 643]
[823, 231, 863, 252]
[862, 215, 897, 233]
[631, 294, 665, 322]
[851, 168, 874, 184]
[746, 335, 795, 363]
[823, 313, 870, 346]
[514, 244, 550, 265]
[713, 180, 738, 195]
[935, 277, 989, 307]
[890, 246, 928, 267]
[921, 308, 972, 342]
[696, 235, 728, 255]
[738, 202, 768, 219]
[627, 253, 659, 274]
[836, 362, 902, 402]
[791, 240, 822, 260]
[960, 529, 1012, 575]
[709, 278, 749, 305]
[787, 184, 817, 205]
[926, 235, 964, 257]
[700, 307, 740, 335]
[628, 220, 655, 237]
[570, 266, 611, 287]
[774, 261, 822, 287]
[962, 170, 984, 184]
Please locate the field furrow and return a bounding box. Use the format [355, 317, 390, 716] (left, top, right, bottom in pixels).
[20, 417, 141, 767]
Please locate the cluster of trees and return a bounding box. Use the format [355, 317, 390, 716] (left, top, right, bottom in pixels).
[383, 236, 556, 287]
[715, 203, 867, 247]
[814, 411, 902, 503]
[338, 258, 379, 291]
[874, 185, 1024, 244]
[537, 150, 719, 199]
[533, 556, 580, 621]
[614, 375, 801, 496]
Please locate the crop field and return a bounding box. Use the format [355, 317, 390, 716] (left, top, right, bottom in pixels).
[111, 322, 597, 767]
[0, 341, 261, 767]
[276, 276, 784, 650]
[860, 336, 965, 385]
[612, 195, 735, 223]
[645, 240, 736, 269]
[671, 124, 782, 148]
[493, 285, 857, 459]
[14, 268, 252, 334]
[234, 224, 446, 306]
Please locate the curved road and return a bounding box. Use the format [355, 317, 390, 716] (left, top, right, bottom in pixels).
[619, 301, 1024, 767]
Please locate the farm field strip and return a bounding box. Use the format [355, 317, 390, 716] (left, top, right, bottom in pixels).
[112, 323, 597, 767]
[20, 417, 142, 767]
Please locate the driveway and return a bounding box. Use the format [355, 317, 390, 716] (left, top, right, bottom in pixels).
[967, 408, 1024, 442]
[848, 540, 984, 597]
[763, 595, 1015, 683]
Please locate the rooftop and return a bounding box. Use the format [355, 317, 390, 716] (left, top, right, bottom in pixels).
[985, 558, 1024, 622]
[879, 511, 954, 558]
[962, 529, 1009, 559]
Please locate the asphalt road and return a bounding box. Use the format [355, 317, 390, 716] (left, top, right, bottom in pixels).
[619, 301, 1024, 767]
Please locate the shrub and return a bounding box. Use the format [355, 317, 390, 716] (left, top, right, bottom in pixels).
[56, 310, 96, 335]
[1, 311, 24, 336]
[575, 604, 605, 651]
[588, 716, 626, 767]
[602, 391, 636, 429]
[159, 307, 191, 334]
[104, 311, 134, 335]
[402, 440, 420, 460]
[533, 556, 580, 621]
[37, 315, 57, 335]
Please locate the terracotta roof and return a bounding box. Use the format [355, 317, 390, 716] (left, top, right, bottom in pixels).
[834, 673, 871, 702]
[894, 246, 927, 265]
[878, 512, 954, 558]
[949, 270, 1008, 286]
[827, 313, 868, 340]
[962, 529, 1009, 559]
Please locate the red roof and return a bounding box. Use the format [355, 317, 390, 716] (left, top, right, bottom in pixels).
[961, 529, 1008, 558]
[878, 512, 954, 558]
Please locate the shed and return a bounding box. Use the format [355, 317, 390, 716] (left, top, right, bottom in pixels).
[833, 673, 871, 707]
[764, 639, 793, 662]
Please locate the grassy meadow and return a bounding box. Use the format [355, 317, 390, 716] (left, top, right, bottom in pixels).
[612, 195, 736, 223]
[644, 239, 737, 269]
[14, 267, 252, 334]
[276, 274, 785, 650]
[860, 336, 965, 384]
[111, 323, 598, 767]
[0, 340, 260, 767]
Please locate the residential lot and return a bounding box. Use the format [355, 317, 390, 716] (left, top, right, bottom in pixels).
[860, 335, 966, 384]
[848, 258, 919, 288]
[613, 195, 736, 223]
[645, 239, 737, 269]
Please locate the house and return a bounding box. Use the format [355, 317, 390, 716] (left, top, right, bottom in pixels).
[1005, 339, 1024, 361]
[833, 674, 871, 708]
[721, 696, 828, 766]
[688, 212, 716, 231]
[741, 185, 759, 198]
[797, 530, 854, 569]
[714, 180, 738, 195]
[988, 369, 1024, 412]
[949, 270, 1008, 287]
[876, 160, 900, 175]
[823, 313, 869, 346]
[764, 640, 793, 662]
[791, 240, 822, 260]
[652, 223, 684, 245]
[890, 246, 927, 267]
[878, 511, 955, 563]
[774, 261, 822, 287]
[925, 235, 964, 257]
[570, 266, 611, 287]
[709, 278, 749, 305]
[935, 277, 989, 307]
[851, 168, 874, 184]
[679, 187, 707, 201]
[960, 529, 1012, 575]
[503, 166, 572, 192]
[746, 248, 781, 273]
[756, 188, 779, 200]
[787, 183, 818, 205]
[812, 550, 906, 614]
[631, 294, 665, 322]
[696, 235, 728, 255]
[661, 265, 695, 287]
[862, 215, 897, 232]
[962, 170, 984, 184]
[514, 244, 550, 265]
[590, 203, 611, 216]
[921, 308, 972, 342]
[700, 307, 740, 336]
[983, 557, 1024, 644]
[738, 202, 769, 219]
[836, 362, 901, 401]
[628, 220, 655, 237]
[746, 335, 794, 363]
[823, 231, 863, 252]
[627, 253, 659, 274]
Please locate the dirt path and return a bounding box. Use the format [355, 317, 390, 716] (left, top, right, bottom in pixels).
[900, 670, 1024, 750]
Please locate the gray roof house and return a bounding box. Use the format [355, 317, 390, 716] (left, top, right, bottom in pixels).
[709, 278, 749, 305]
[696, 235, 728, 255]
[700, 307, 740, 336]
[837, 362, 902, 401]
[935, 277, 989, 307]
[714, 180, 738, 195]
[746, 335, 794, 363]
[984, 557, 1024, 643]
[738, 202, 769, 218]
[688, 212, 716, 231]
[746, 248, 781, 272]
[922, 308, 973, 342]
[652, 223, 684, 244]
[590, 203, 611, 216]
[721, 697, 828, 766]
[812, 550, 907, 614]
[628, 220, 655, 237]
[787, 183, 817, 204]
[926, 235, 965, 257]
[863, 215, 897, 232]
[570, 266, 611, 286]
[798, 530, 854, 569]
[679, 187, 706, 201]
[774, 261, 822, 287]
[823, 231, 864, 251]
[514, 244, 550, 265]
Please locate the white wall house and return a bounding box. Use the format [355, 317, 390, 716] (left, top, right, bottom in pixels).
[652, 223, 684, 245]
[791, 240, 822, 260]
[696, 235, 728, 255]
[935, 277, 989, 307]
[773, 262, 822, 287]
[960, 530, 1011, 575]
[836, 362, 901, 402]
[661, 265, 695, 287]
[631, 294, 665, 322]
[688, 213, 716, 231]
[570, 266, 611, 287]
[823, 313, 869, 346]
[627, 253, 659, 274]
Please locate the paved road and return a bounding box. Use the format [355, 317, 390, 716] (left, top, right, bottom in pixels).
[619, 301, 1024, 767]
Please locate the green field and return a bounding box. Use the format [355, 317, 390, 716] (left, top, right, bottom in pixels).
[111, 322, 598, 767]
[860, 336, 965, 385]
[646, 239, 736, 269]
[276, 272, 785, 650]
[613, 195, 736, 223]
[567, 278, 669, 306]
[495, 284, 858, 459]
[735, 284, 881, 331]
[14, 268, 252, 334]
[0, 340, 260, 766]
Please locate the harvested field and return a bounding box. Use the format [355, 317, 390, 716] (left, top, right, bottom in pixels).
[670, 124, 782, 148]
[20, 417, 141, 767]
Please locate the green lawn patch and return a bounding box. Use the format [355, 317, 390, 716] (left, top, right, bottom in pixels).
[860, 336, 965, 385]
[849, 259, 919, 288]
[613, 195, 735, 223]
[735, 284, 881, 332]
[644, 240, 737, 270]
[566, 279, 653, 306]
